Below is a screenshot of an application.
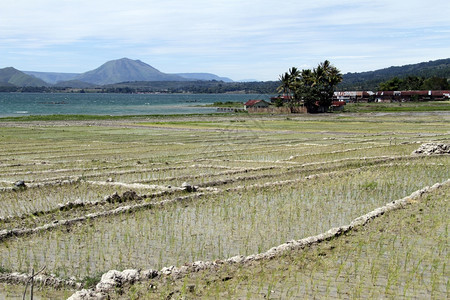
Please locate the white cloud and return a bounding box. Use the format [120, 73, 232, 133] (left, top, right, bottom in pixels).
[1, 0, 449, 79]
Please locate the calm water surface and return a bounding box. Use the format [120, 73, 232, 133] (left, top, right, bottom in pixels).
[0, 93, 272, 117]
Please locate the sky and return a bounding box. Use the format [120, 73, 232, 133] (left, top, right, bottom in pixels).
[1, 0, 449, 81]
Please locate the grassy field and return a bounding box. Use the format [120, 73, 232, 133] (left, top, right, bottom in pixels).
[343, 100, 450, 113]
[0, 111, 448, 299]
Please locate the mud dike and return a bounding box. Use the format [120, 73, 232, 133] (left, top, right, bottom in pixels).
[412, 142, 450, 155]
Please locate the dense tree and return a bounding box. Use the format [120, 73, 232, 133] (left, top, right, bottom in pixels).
[279, 60, 342, 113]
[422, 76, 450, 90]
[378, 77, 402, 91]
[378, 75, 449, 91]
[338, 58, 450, 91]
[402, 76, 424, 90]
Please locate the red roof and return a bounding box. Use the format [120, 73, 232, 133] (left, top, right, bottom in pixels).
[376, 90, 450, 96]
[245, 99, 264, 106]
[332, 101, 346, 106]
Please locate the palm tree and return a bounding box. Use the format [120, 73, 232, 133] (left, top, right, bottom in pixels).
[320, 60, 342, 86]
[315, 60, 342, 110]
[296, 61, 342, 113]
[277, 67, 301, 106]
[288, 67, 300, 83]
[297, 68, 319, 112]
[299, 69, 314, 87]
[277, 72, 291, 98]
[280, 60, 342, 113]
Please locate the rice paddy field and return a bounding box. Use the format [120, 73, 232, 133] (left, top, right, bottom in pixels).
[0, 111, 448, 299]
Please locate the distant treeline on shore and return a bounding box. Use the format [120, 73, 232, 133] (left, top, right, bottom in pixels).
[0, 81, 280, 94]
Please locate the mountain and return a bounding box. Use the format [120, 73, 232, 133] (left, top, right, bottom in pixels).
[175, 73, 233, 82]
[23, 71, 79, 84]
[0, 67, 49, 87]
[19, 58, 234, 85]
[75, 58, 188, 85]
[339, 58, 450, 91]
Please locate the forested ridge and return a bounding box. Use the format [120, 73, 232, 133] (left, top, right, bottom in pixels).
[338, 58, 450, 91]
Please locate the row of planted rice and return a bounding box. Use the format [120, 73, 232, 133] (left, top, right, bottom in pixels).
[0, 157, 447, 280]
[0, 182, 160, 220]
[0, 115, 449, 299]
[160, 184, 448, 299]
[3, 154, 433, 224]
[0, 122, 443, 180]
[0, 123, 447, 212]
[0, 141, 446, 221]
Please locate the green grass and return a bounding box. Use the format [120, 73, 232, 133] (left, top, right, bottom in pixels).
[343, 101, 450, 113]
[1, 100, 448, 122]
[0, 113, 220, 122]
[199, 101, 245, 108]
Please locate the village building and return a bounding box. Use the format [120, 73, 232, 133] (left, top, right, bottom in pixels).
[333, 91, 374, 102]
[333, 90, 450, 102]
[375, 90, 450, 102]
[244, 99, 271, 110]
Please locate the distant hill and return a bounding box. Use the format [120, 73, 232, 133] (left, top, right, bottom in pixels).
[18, 58, 234, 86]
[339, 58, 450, 91]
[23, 71, 79, 84]
[0, 67, 49, 87]
[74, 58, 189, 85]
[175, 73, 233, 82]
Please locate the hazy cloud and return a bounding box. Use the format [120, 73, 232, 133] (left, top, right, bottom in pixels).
[1, 0, 449, 80]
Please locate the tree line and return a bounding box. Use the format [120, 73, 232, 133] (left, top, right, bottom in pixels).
[378, 76, 449, 91]
[337, 58, 450, 91]
[0, 81, 279, 94]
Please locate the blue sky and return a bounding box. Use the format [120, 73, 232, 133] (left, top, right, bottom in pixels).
[1, 0, 449, 81]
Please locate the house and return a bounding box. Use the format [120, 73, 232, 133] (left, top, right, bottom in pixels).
[333, 91, 374, 102]
[244, 99, 270, 110]
[270, 95, 291, 104]
[375, 90, 450, 102]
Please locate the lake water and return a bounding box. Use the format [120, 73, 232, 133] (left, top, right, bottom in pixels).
[0, 93, 272, 117]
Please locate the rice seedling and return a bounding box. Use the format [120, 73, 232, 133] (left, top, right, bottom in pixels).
[0, 112, 448, 299]
[0, 157, 447, 280]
